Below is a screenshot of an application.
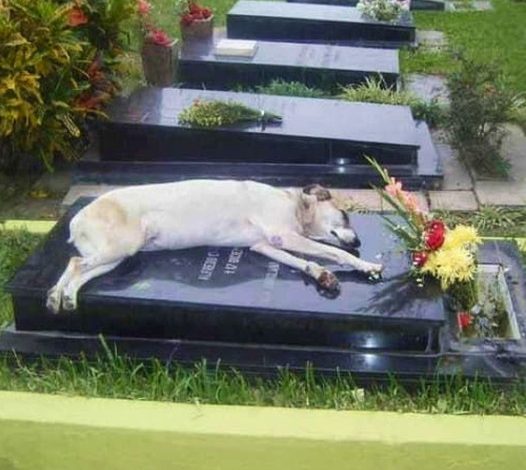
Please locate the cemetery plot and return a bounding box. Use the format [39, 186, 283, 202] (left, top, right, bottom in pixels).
[4, 205, 526, 383]
[178, 38, 399, 91]
[285, 0, 446, 11]
[99, 87, 419, 166]
[7, 206, 445, 348]
[227, 1, 416, 48]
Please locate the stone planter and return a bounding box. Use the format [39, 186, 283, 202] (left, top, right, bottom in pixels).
[181, 15, 214, 40]
[141, 39, 179, 87]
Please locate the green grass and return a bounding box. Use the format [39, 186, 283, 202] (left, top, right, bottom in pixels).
[402, 0, 526, 94]
[0, 209, 526, 414]
[0, 228, 42, 327]
[2, 355, 526, 415]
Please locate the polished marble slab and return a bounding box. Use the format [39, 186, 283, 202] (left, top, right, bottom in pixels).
[99, 87, 419, 165]
[227, 1, 415, 48]
[179, 37, 399, 90]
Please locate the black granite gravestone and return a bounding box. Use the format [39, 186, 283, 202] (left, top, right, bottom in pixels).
[5, 202, 526, 383]
[78, 119, 442, 190]
[99, 87, 419, 166]
[8, 203, 444, 349]
[179, 38, 399, 91]
[285, 0, 446, 12]
[227, 1, 416, 48]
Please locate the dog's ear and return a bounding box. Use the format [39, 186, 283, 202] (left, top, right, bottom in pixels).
[302, 184, 332, 201]
[299, 192, 317, 226]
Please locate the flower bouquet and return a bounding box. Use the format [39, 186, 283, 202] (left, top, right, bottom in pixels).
[138, 0, 179, 86]
[356, 0, 409, 23]
[179, 1, 214, 40]
[367, 157, 481, 292]
[179, 99, 282, 128]
[367, 157, 502, 335]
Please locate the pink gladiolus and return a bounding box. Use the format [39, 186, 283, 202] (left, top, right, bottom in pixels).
[385, 177, 403, 198]
[402, 192, 421, 214]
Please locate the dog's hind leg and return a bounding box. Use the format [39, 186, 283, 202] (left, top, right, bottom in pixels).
[61, 257, 124, 311]
[46, 256, 82, 314]
[250, 242, 340, 292]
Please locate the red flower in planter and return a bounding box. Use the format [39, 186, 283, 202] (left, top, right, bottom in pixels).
[181, 13, 195, 26]
[412, 251, 428, 268]
[457, 311, 473, 330]
[182, 2, 212, 25]
[138, 0, 152, 16]
[145, 28, 172, 47]
[68, 7, 88, 27]
[201, 7, 212, 19]
[424, 219, 446, 251]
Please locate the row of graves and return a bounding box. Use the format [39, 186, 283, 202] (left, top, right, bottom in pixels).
[3, 0, 526, 384]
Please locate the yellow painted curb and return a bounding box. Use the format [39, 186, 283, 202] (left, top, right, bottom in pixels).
[1, 220, 56, 234]
[0, 391, 525, 470]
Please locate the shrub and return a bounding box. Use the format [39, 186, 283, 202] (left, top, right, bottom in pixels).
[254, 79, 327, 99]
[339, 77, 446, 128]
[446, 54, 516, 177]
[0, 0, 136, 174]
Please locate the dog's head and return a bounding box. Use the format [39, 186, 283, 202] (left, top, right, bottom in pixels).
[300, 184, 361, 249]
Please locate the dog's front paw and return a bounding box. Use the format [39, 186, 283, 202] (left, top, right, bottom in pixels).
[46, 288, 61, 314]
[62, 293, 78, 312]
[365, 263, 384, 280]
[318, 269, 341, 293]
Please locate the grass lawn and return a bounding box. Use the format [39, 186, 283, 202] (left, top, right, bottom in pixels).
[0, 208, 526, 415]
[402, 0, 526, 94]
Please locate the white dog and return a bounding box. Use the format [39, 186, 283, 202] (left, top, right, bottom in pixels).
[46, 180, 383, 313]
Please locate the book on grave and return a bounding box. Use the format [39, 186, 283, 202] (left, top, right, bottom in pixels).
[214, 39, 258, 58]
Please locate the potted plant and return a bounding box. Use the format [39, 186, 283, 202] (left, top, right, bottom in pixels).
[179, 1, 214, 40]
[138, 0, 179, 87]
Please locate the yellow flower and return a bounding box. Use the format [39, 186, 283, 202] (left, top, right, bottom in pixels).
[421, 246, 477, 290]
[442, 225, 481, 251]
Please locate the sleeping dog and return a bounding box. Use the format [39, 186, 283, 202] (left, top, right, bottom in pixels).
[46, 180, 383, 313]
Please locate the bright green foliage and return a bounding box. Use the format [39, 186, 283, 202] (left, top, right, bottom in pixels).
[0, 1, 89, 171]
[0, 228, 41, 326]
[447, 54, 517, 177]
[178, 99, 281, 127]
[0, 0, 136, 173]
[340, 77, 446, 127]
[254, 80, 328, 99]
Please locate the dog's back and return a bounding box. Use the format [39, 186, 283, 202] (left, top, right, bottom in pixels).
[69, 180, 300, 253]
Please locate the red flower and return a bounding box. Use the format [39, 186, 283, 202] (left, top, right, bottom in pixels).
[424, 219, 446, 251]
[181, 13, 195, 26]
[145, 28, 172, 47]
[457, 311, 473, 330]
[138, 0, 152, 16]
[182, 3, 212, 24]
[68, 7, 88, 27]
[412, 251, 428, 268]
[189, 3, 201, 14]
